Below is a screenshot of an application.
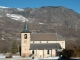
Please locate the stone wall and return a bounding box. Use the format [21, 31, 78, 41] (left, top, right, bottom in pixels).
[0, 58, 32, 60]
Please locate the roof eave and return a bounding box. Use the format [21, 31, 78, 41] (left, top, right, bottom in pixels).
[21, 30, 31, 33]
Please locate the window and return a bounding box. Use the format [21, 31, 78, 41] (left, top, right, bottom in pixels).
[32, 50, 34, 54]
[47, 49, 49, 54]
[24, 34, 27, 39]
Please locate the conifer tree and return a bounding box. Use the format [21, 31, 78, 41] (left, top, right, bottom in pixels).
[11, 40, 18, 54]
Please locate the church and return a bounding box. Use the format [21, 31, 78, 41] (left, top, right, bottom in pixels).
[21, 22, 65, 58]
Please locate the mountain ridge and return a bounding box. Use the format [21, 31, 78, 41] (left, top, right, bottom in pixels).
[0, 6, 80, 49]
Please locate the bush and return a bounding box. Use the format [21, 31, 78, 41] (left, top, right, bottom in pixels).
[62, 49, 73, 58]
[72, 49, 80, 57]
[62, 49, 80, 58]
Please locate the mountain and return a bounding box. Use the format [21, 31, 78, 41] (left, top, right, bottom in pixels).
[0, 6, 80, 49]
[0, 6, 9, 8]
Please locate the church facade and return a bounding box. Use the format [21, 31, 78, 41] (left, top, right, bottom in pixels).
[21, 22, 65, 58]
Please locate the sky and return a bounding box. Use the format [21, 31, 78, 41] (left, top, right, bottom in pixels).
[0, 0, 80, 14]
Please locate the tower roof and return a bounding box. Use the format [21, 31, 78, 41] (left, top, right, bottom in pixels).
[21, 21, 31, 33]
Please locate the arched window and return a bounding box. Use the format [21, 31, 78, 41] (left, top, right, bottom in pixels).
[24, 34, 27, 39]
[47, 49, 49, 54]
[32, 50, 34, 54]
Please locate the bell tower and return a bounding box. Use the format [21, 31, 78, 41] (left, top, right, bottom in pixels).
[21, 21, 31, 57]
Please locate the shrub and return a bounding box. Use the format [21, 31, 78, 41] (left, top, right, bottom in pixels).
[62, 49, 73, 58]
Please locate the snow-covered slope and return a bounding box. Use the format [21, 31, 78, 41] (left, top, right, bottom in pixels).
[0, 6, 9, 8]
[17, 8, 24, 11]
[0, 15, 2, 17]
[6, 14, 28, 22]
[39, 22, 44, 25]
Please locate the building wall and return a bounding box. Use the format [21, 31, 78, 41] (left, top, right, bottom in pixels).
[52, 49, 56, 56]
[29, 49, 56, 58]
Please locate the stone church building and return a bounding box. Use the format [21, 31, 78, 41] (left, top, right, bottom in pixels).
[21, 22, 65, 58]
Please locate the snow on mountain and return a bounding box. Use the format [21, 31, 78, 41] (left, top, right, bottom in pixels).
[0, 6, 9, 8]
[17, 8, 24, 11]
[39, 22, 44, 25]
[6, 14, 28, 22]
[0, 15, 2, 17]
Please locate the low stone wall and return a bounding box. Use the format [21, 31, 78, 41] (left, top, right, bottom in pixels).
[0, 58, 32, 60]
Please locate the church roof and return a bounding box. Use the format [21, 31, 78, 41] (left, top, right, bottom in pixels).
[31, 33, 64, 41]
[30, 43, 62, 50]
[21, 30, 31, 33]
[21, 21, 31, 33]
